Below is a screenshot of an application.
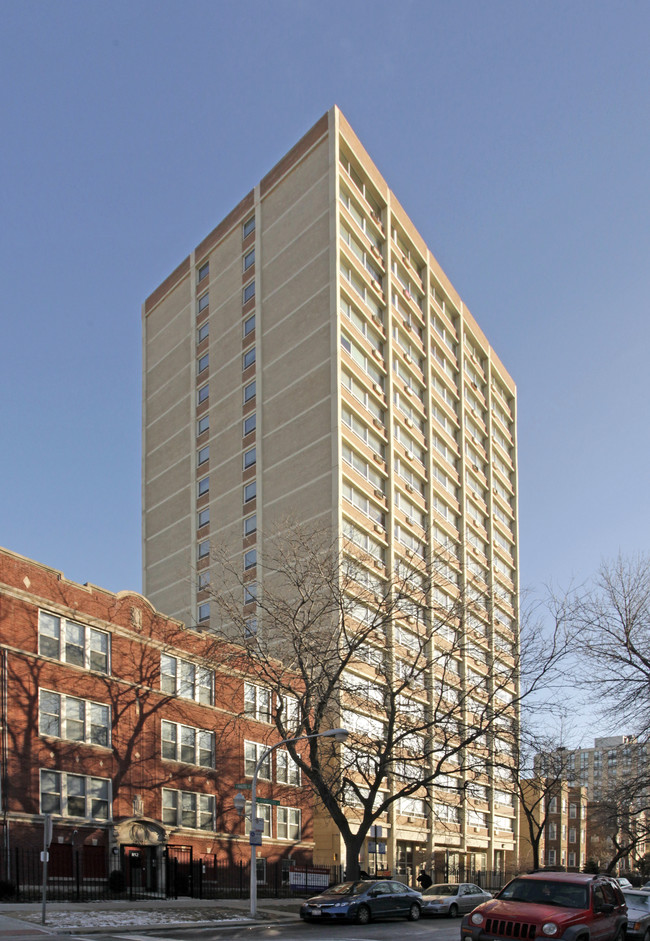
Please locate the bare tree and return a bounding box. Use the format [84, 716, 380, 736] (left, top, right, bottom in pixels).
[568, 555, 650, 737]
[510, 732, 575, 871]
[587, 768, 650, 873]
[204, 522, 568, 877]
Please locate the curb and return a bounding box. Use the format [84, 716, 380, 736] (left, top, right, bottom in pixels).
[0, 910, 302, 936]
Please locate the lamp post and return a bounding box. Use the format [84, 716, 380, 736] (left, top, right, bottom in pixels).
[234, 727, 348, 918]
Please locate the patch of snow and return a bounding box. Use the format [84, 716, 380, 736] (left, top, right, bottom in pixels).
[21, 908, 247, 928]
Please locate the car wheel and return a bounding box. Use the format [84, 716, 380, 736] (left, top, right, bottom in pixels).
[407, 902, 421, 921]
[610, 928, 625, 941]
[643, 931, 650, 941]
[355, 904, 371, 925]
[449, 903, 459, 918]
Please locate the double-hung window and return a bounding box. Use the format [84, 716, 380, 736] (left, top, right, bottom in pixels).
[197, 540, 210, 560]
[277, 807, 301, 840]
[161, 720, 214, 767]
[40, 770, 110, 819]
[162, 788, 215, 831]
[38, 612, 109, 673]
[245, 802, 271, 837]
[243, 447, 256, 470]
[243, 281, 255, 304]
[160, 655, 214, 705]
[39, 690, 111, 747]
[245, 741, 271, 779]
[244, 682, 272, 721]
[276, 750, 300, 786]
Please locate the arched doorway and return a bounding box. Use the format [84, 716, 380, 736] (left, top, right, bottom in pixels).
[113, 818, 167, 893]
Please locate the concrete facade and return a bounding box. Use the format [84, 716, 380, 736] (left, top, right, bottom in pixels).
[143, 107, 520, 879]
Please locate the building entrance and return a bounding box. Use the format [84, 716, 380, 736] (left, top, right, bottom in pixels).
[122, 844, 158, 892]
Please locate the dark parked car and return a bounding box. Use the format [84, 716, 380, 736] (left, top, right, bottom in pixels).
[299, 879, 422, 924]
[421, 882, 491, 917]
[461, 871, 626, 941]
[623, 889, 650, 941]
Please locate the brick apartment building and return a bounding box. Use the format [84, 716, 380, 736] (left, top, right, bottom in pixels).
[0, 547, 314, 891]
[518, 779, 587, 872]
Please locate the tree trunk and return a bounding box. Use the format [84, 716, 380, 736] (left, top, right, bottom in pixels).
[344, 834, 366, 880]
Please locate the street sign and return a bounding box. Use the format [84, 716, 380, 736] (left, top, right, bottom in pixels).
[44, 814, 53, 847]
[234, 783, 251, 789]
[249, 831, 263, 846]
[256, 798, 280, 805]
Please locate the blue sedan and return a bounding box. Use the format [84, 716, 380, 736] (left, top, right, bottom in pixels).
[299, 879, 423, 924]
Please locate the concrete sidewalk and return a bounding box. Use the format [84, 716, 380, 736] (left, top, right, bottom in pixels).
[0, 896, 303, 936]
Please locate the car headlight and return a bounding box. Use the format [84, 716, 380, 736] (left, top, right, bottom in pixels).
[471, 913, 484, 925]
[542, 923, 558, 936]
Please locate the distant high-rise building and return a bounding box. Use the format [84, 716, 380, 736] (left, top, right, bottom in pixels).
[143, 107, 520, 875]
[540, 736, 650, 801]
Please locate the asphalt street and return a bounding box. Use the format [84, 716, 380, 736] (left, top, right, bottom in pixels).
[91, 914, 462, 941]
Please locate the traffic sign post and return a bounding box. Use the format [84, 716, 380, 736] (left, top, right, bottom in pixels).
[41, 814, 52, 924]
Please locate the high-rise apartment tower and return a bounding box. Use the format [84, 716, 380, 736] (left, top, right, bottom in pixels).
[143, 107, 520, 874]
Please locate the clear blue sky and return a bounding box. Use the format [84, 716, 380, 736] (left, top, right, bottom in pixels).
[2, 1, 649, 604]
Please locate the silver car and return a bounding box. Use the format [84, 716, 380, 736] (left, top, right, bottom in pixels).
[420, 882, 491, 917]
[623, 889, 650, 941]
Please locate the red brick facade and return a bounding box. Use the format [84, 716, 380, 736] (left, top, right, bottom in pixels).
[0, 547, 314, 886]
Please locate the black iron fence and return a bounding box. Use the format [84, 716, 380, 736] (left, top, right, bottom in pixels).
[0, 845, 517, 904]
[430, 864, 517, 893]
[0, 845, 336, 903]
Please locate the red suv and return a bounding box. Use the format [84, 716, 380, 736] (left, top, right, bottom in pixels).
[461, 872, 626, 941]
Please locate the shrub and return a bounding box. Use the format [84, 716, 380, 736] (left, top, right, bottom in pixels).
[0, 879, 15, 900]
[108, 869, 126, 893]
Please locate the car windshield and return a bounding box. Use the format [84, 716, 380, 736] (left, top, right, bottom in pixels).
[499, 879, 588, 909]
[425, 884, 458, 896]
[326, 881, 372, 897]
[624, 892, 650, 910]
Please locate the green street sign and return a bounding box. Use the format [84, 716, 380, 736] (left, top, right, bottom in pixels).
[256, 798, 280, 805]
[234, 783, 251, 789]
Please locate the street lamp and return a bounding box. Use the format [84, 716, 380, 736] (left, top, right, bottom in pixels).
[237, 727, 348, 918]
